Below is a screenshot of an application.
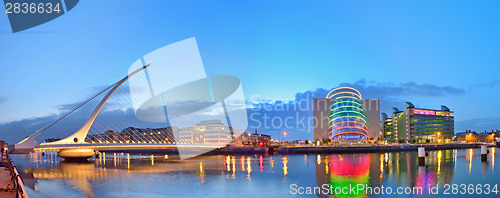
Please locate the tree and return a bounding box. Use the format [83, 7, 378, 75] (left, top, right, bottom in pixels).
[305, 139, 309, 144]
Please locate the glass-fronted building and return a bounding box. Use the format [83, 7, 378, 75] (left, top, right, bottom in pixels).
[387, 102, 454, 143]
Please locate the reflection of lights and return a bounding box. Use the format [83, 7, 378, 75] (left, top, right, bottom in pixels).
[232, 156, 236, 178]
[317, 155, 321, 165]
[492, 148, 495, 171]
[379, 154, 384, 180]
[259, 155, 263, 172]
[282, 156, 288, 177]
[226, 155, 231, 172]
[328, 154, 370, 198]
[200, 162, 205, 183]
[240, 156, 245, 172]
[468, 149, 473, 173]
[246, 157, 252, 181]
[151, 154, 154, 166]
[270, 156, 274, 170]
[114, 153, 117, 167]
[127, 153, 130, 170]
[437, 150, 442, 174]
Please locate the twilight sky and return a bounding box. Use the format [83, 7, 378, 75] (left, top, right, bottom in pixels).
[1, 0, 499, 143]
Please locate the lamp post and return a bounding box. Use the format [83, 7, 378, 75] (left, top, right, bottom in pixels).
[437, 132, 441, 143]
[283, 131, 287, 142]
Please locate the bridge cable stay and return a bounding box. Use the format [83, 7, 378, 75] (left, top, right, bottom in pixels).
[14, 64, 151, 149]
[84, 70, 174, 144]
[22, 81, 119, 142]
[86, 83, 157, 143]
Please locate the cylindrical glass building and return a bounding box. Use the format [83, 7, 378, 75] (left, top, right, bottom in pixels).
[326, 87, 368, 140]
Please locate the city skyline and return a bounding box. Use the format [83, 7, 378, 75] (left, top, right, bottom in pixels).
[1, 1, 500, 143]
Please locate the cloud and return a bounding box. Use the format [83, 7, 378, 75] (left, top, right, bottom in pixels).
[0, 97, 8, 105]
[340, 79, 466, 98]
[468, 79, 499, 89]
[455, 118, 500, 132]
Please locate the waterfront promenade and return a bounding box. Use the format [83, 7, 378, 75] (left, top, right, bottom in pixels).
[0, 141, 28, 198]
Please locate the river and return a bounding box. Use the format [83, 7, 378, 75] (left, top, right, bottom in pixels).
[10, 148, 499, 197]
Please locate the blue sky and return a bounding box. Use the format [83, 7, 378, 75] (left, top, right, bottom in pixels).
[1, 0, 499, 143]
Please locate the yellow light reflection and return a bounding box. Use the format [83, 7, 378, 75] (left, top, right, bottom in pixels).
[282, 156, 288, 177]
[468, 149, 473, 173]
[199, 162, 205, 183]
[379, 154, 384, 180]
[246, 157, 252, 181]
[226, 155, 231, 172]
[240, 156, 245, 172]
[492, 147, 495, 171]
[127, 153, 130, 170]
[437, 150, 442, 174]
[114, 153, 117, 167]
[232, 156, 236, 179]
[151, 154, 154, 166]
[270, 156, 274, 171]
[103, 152, 106, 165]
[325, 163, 329, 175]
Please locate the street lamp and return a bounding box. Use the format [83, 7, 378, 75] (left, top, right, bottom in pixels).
[283, 131, 287, 142]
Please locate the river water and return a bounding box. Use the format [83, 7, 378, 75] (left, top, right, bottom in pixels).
[10, 148, 499, 198]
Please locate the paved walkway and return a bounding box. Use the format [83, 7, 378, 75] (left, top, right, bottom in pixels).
[0, 162, 17, 198]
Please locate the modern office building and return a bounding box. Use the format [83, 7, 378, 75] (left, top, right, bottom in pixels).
[381, 113, 393, 140]
[312, 98, 334, 141]
[386, 102, 454, 143]
[177, 119, 243, 145]
[85, 127, 175, 143]
[360, 99, 381, 140]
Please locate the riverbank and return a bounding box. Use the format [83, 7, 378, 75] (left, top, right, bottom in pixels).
[0, 142, 29, 198]
[212, 143, 493, 155]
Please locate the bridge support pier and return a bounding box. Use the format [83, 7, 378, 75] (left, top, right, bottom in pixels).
[58, 148, 95, 161]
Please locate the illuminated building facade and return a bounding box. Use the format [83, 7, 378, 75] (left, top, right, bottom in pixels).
[177, 120, 243, 145]
[387, 102, 454, 143]
[360, 99, 381, 140]
[313, 87, 380, 141]
[327, 87, 368, 141]
[381, 113, 393, 140]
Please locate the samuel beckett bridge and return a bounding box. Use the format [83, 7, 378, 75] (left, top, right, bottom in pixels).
[8, 38, 247, 160]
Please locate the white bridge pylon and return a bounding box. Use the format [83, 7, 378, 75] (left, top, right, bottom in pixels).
[13, 63, 151, 151]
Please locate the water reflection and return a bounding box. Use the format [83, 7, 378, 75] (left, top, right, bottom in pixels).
[10, 148, 500, 198]
[316, 150, 460, 197]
